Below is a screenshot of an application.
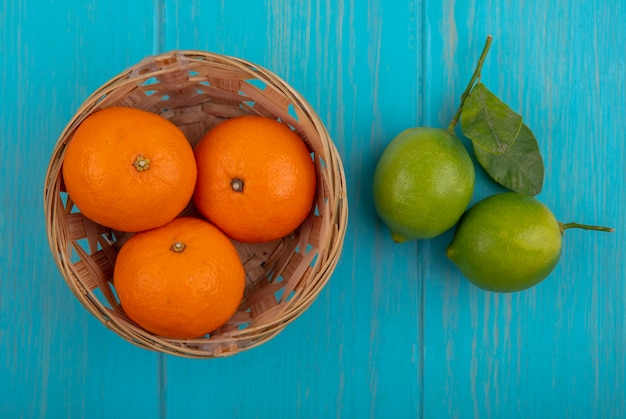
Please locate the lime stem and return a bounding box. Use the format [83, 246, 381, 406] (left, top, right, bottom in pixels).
[559, 222, 614, 234]
[447, 35, 493, 134]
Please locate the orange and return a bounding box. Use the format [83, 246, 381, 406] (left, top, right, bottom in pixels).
[113, 216, 245, 339]
[193, 115, 317, 243]
[62, 107, 197, 232]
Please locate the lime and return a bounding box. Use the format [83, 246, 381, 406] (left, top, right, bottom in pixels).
[372, 127, 475, 242]
[446, 192, 563, 292]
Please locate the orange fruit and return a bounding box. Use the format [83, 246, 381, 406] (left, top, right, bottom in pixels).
[62, 107, 197, 232]
[113, 216, 245, 339]
[193, 115, 317, 243]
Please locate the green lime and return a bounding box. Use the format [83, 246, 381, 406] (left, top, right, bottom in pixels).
[372, 127, 475, 242]
[446, 192, 563, 292]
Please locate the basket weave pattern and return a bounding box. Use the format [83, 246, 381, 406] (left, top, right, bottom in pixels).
[44, 51, 348, 358]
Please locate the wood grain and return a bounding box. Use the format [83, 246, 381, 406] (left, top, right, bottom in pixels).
[1, 1, 162, 417]
[1, 0, 624, 417]
[423, 0, 625, 417]
[162, 1, 423, 416]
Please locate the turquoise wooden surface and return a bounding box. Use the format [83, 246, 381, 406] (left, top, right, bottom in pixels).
[1, 1, 624, 417]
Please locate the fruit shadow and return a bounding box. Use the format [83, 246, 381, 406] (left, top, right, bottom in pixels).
[350, 133, 395, 236]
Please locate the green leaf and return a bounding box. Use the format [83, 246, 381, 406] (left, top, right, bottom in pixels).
[460, 83, 523, 154]
[473, 123, 545, 196]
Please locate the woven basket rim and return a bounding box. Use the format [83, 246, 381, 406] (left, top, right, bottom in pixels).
[43, 49, 349, 358]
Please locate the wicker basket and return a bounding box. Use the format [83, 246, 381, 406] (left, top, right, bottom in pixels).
[44, 50, 348, 358]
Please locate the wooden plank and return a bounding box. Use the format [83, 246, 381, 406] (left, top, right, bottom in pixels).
[160, 0, 424, 417]
[1, 0, 623, 417]
[0, 1, 162, 416]
[422, 0, 625, 417]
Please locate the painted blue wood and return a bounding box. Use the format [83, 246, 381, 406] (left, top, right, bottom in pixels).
[1, 0, 624, 417]
[0, 1, 162, 417]
[421, 1, 625, 417]
[161, 2, 423, 417]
